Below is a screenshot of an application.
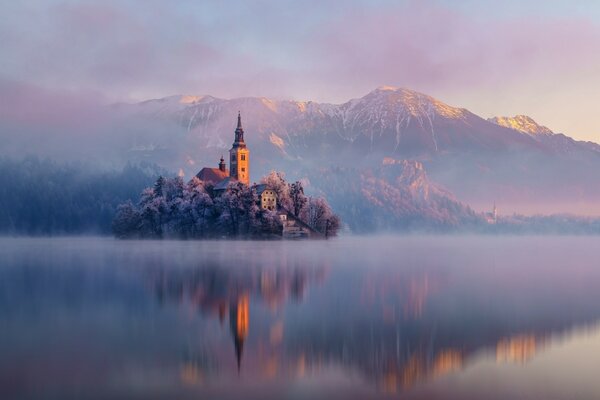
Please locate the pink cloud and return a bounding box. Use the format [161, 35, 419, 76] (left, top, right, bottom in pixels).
[311, 2, 600, 96]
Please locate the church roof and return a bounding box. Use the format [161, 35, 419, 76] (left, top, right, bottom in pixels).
[254, 184, 274, 196]
[213, 176, 237, 191]
[196, 167, 228, 185]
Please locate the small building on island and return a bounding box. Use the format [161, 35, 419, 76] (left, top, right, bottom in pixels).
[255, 184, 277, 211]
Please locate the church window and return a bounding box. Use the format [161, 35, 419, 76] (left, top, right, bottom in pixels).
[241, 154, 246, 161]
[241, 167, 245, 172]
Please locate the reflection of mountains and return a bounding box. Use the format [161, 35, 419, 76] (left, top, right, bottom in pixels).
[152, 261, 600, 394]
[283, 267, 600, 394]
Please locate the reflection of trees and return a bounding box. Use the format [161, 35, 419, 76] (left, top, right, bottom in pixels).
[496, 334, 541, 364]
[361, 273, 439, 319]
[150, 258, 600, 395]
[152, 264, 325, 315]
[277, 268, 588, 394]
[150, 259, 327, 374]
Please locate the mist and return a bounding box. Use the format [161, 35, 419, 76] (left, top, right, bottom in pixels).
[0, 79, 183, 168]
[3, 79, 600, 235]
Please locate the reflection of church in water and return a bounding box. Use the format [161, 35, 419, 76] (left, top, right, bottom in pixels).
[230, 294, 249, 371]
[152, 262, 326, 372]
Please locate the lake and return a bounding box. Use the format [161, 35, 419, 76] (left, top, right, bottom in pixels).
[1, 236, 600, 399]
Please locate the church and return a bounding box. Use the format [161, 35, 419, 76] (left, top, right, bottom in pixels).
[195, 113, 277, 211]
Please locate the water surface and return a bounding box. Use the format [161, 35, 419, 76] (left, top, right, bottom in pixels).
[1, 236, 600, 399]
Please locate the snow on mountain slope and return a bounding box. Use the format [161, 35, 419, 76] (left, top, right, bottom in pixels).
[488, 115, 553, 136]
[120, 87, 547, 164]
[488, 115, 600, 155]
[280, 87, 544, 156]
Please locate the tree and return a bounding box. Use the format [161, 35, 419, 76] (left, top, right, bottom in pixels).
[302, 197, 341, 237]
[290, 181, 308, 218]
[154, 176, 166, 197]
[214, 182, 252, 236]
[186, 181, 214, 237]
[139, 195, 168, 238]
[259, 209, 283, 236]
[112, 201, 140, 238]
[163, 176, 185, 202]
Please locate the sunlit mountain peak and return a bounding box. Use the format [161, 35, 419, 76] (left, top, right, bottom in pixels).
[488, 115, 554, 136]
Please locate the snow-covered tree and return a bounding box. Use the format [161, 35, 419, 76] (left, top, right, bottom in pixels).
[112, 172, 340, 239]
[302, 197, 341, 237]
[290, 181, 308, 218]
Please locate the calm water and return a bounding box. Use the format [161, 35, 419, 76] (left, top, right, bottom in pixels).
[2, 236, 600, 399]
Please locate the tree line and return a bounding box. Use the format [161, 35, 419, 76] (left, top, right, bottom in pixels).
[0, 157, 161, 235]
[112, 171, 341, 239]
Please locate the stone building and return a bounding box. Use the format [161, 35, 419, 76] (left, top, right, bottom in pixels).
[255, 184, 277, 211]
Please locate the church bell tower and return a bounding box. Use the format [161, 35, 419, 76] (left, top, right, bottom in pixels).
[229, 112, 249, 185]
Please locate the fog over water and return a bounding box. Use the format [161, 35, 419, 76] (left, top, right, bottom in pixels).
[2, 236, 600, 399]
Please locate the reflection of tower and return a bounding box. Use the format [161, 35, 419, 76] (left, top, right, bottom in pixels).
[229, 294, 249, 372]
[493, 202, 498, 224]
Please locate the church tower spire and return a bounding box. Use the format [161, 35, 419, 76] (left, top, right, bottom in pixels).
[229, 112, 249, 185]
[233, 111, 246, 146]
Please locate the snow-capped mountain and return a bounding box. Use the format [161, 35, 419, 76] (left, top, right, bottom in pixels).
[115, 86, 600, 217]
[123, 86, 547, 161]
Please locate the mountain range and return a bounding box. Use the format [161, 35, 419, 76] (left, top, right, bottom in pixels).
[122, 86, 600, 158]
[112, 86, 600, 228]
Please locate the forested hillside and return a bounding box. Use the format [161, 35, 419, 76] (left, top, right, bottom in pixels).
[0, 158, 163, 234]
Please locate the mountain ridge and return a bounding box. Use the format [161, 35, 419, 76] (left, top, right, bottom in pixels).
[113, 86, 600, 217]
[127, 87, 600, 155]
[121, 86, 555, 158]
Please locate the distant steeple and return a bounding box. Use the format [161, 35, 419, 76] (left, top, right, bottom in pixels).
[219, 155, 226, 172]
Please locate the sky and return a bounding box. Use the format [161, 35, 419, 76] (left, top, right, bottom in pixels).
[2, 0, 600, 141]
